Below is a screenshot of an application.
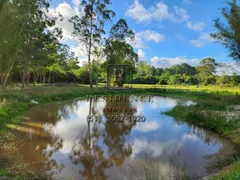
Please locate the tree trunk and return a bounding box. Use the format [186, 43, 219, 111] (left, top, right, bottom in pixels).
[48, 71, 51, 84]
[0, 73, 3, 86]
[88, 97, 92, 156]
[43, 73, 46, 84]
[26, 72, 30, 86]
[33, 73, 39, 86]
[88, 17, 93, 89]
[21, 59, 28, 92]
[52, 72, 54, 84]
[88, 55, 93, 89]
[3, 60, 15, 87]
[39, 75, 42, 84]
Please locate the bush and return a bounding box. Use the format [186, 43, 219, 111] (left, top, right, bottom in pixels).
[132, 76, 159, 84]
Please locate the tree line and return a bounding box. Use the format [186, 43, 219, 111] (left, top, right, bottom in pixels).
[134, 58, 240, 86]
[0, 0, 138, 90]
[1, 0, 240, 89]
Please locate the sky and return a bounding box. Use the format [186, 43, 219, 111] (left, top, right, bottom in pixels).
[48, 0, 240, 74]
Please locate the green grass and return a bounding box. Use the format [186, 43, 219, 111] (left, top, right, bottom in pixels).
[132, 84, 240, 95]
[208, 160, 240, 180]
[165, 105, 240, 142]
[0, 169, 7, 176]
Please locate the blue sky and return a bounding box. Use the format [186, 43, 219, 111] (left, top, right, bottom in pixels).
[49, 0, 236, 71]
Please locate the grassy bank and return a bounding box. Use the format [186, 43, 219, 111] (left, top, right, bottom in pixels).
[164, 89, 240, 179]
[132, 84, 240, 95]
[208, 160, 240, 180]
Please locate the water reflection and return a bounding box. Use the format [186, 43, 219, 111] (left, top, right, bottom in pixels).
[0, 96, 238, 180]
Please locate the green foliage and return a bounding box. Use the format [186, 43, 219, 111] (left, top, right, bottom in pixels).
[197, 58, 218, 82]
[103, 19, 138, 70]
[168, 75, 183, 85]
[165, 102, 240, 138]
[136, 61, 152, 76]
[170, 63, 197, 75]
[211, 0, 240, 61]
[70, 0, 115, 89]
[133, 76, 159, 84]
[109, 18, 134, 41]
[0, 169, 7, 176]
[216, 75, 232, 85]
[204, 75, 217, 85]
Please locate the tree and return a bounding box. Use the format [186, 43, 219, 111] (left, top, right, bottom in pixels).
[104, 19, 137, 66]
[197, 58, 217, 82]
[168, 75, 183, 85]
[171, 63, 197, 76]
[211, 0, 240, 60]
[70, 0, 115, 89]
[109, 18, 134, 41]
[103, 19, 138, 87]
[137, 61, 152, 77]
[0, 1, 22, 87]
[13, 0, 58, 91]
[230, 72, 240, 85]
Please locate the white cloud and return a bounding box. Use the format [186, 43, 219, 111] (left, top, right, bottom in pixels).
[125, 0, 151, 23]
[141, 30, 165, 42]
[191, 33, 215, 48]
[72, 0, 80, 7]
[174, 7, 189, 21]
[129, 30, 165, 48]
[131, 138, 164, 158]
[187, 21, 206, 31]
[125, 0, 174, 23]
[48, 2, 76, 42]
[199, 33, 215, 43]
[70, 45, 87, 65]
[151, 56, 200, 68]
[191, 39, 205, 48]
[126, 1, 205, 32]
[137, 49, 145, 61]
[216, 61, 240, 75]
[174, 8, 205, 31]
[131, 138, 182, 158]
[45, 100, 107, 155]
[134, 121, 161, 133]
[182, 0, 192, 5]
[129, 34, 145, 48]
[48, 2, 87, 63]
[182, 133, 198, 141]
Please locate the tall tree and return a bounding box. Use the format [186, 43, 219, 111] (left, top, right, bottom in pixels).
[103, 19, 138, 85]
[197, 58, 218, 81]
[109, 18, 134, 41]
[0, 1, 22, 87]
[104, 19, 137, 65]
[70, 0, 115, 89]
[15, 0, 57, 91]
[137, 61, 152, 77]
[211, 0, 240, 60]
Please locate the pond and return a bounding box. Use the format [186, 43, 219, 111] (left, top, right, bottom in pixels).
[0, 96, 239, 180]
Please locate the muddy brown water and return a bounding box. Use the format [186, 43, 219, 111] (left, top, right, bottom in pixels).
[0, 96, 239, 180]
